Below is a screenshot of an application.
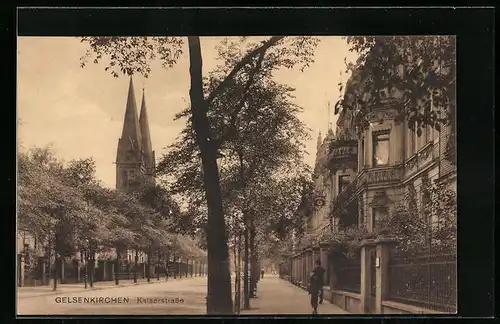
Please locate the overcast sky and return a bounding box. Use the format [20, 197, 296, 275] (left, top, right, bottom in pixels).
[18, 36, 358, 188]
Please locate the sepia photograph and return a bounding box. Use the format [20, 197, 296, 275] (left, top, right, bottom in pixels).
[17, 35, 457, 316]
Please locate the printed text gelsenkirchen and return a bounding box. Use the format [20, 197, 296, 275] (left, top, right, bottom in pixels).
[54, 296, 185, 304]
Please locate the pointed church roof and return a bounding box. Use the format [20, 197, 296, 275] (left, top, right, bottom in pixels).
[316, 131, 322, 151]
[139, 88, 153, 157]
[120, 76, 142, 152]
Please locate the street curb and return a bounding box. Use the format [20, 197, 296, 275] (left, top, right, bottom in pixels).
[18, 276, 206, 299]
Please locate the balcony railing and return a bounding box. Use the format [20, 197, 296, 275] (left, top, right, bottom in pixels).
[357, 165, 404, 188]
[337, 179, 358, 204]
[330, 179, 358, 221]
[327, 138, 358, 172]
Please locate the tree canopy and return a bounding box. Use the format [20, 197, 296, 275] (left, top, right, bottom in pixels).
[18, 146, 205, 260]
[336, 36, 456, 136]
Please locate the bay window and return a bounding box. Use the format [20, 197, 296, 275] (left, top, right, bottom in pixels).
[372, 131, 390, 166]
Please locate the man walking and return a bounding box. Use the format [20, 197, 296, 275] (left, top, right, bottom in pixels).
[308, 259, 326, 314]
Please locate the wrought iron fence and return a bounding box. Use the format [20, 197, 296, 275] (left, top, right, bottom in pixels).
[336, 255, 361, 293]
[387, 251, 457, 313]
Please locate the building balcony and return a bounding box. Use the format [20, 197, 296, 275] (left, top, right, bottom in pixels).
[336, 179, 358, 206]
[405, 141, 439, 178]
[330, 179, 359, 230]
[326, 138, 358, 173]
[357, 164, 405, 188]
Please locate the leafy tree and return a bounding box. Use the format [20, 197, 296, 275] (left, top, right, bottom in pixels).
[79, 35, 319, 314]
[336, 36, 456, 136]
[377, 180, 457, 254]
[18, 147, 109, 290]
[160, 68, 312, 305]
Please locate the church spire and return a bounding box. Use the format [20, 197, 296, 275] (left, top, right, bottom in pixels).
[139, 88, 155, 176]
[119, 76, 142, 152]
[316, 130, 323, 151]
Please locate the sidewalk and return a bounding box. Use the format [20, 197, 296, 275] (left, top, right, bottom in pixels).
[17, 275, 203, 299]
[240, 275, 350, 315]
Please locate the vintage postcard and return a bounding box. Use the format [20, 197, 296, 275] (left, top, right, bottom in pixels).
[17, 33, 457, 316]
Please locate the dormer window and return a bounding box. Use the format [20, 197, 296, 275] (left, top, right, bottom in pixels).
[372, 131, 390, 166]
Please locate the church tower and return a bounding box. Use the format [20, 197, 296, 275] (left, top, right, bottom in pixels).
[116, 76, 155, 190]
[139, 88, 156, 182]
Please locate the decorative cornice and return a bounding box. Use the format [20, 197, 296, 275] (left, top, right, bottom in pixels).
[374, 235, 399, 245]
[357, 165, 404, 188]
[366, 108, 399, 122]
[360, 238, 377, 247]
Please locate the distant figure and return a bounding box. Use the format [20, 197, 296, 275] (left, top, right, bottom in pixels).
[261, 268, 265, 279]
[308, 259, 326, 314]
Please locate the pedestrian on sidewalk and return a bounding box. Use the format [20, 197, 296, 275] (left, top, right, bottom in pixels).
[308, 259, 325, 314]
[261, 268, 265, 279]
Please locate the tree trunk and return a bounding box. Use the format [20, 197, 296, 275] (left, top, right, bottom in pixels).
[115, 247, 121, 285]
[249, 217, 258, 297]
[237, 231, 243, 312]
[232, 232, 239, 313]
[243, 216, 250, 309]
[173, 254, 177, 279]
[146, 246, 152, 282]
[187, 36, 233, 315]
[90, 249, 94, 287]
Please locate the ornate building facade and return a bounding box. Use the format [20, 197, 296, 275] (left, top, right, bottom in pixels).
[281, 67, 457, 314]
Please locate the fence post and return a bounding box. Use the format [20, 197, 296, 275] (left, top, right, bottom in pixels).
[295, 254, 298, 284]
[360, 239, 376, 314]
[42, 261, 47, 286]
[300, 251, 305, 287]
[307, 248, 313, 282]
[312, 246, 319, 267]
[319, 243, 329, 286]
[375, 235, 398, 314]
[319, 243, 331, 288]
[305, 249, 310, 287]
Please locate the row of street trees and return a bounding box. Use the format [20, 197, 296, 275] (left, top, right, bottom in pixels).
[156, 38, 316, 311]
[18, 146, 205, 288]
[80, 36, 319, 314]
[77, 35, 456, 314]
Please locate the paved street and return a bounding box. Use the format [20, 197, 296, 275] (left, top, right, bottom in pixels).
[18, 274, 349, 315]
[241, 275, 350, 315]
[17, 276, 207, 315]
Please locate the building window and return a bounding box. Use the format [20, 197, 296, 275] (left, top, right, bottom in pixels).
[372, 207, 388, 229]
[338, 175, 351, 193]
[360, 139, 365, 168]
[409, 127, 416, 155]
[372, 131, 390, 166]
